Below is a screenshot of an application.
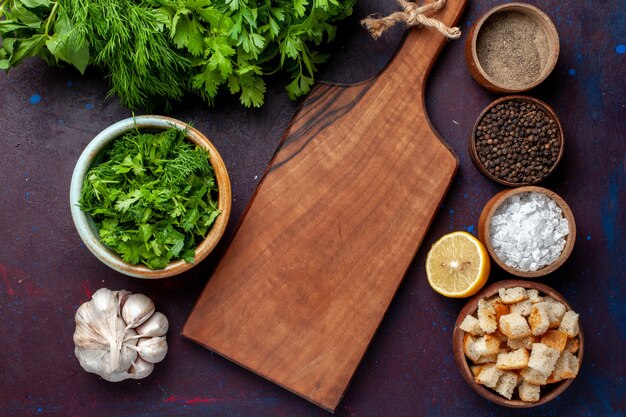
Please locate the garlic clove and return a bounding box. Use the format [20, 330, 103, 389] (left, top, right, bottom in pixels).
[123, 328, 140, 347]
[129, 357, 155, 379]
[122, 294, 155, 328]
[75, 345, 108, 376]
[117, 290, 132, 309]
[74, 303, 108, 348]
[91, 288, 118, 315]
[136, 312, 169, 337]
[137, 336, 168, 364]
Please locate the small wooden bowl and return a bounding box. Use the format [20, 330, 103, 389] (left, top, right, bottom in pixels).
[466, 3, 559, 93]
[452, 279, 584, 407]
[70, 115, 232, 279]
[478, 186, 576, 278]
[468, 96, 564, 187]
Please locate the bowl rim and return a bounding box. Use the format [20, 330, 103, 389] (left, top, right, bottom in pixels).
[468, 2, 560, 93]
[452, 279, 584, 408]
[477, 186, 576, 278]
[69, 115, 232, 279]
[468, 95, 565, 187]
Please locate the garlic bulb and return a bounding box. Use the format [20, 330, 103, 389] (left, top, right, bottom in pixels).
[74, 288, 169, 382]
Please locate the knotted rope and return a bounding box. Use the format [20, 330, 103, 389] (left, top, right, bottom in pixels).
[361, 0, 461, 40]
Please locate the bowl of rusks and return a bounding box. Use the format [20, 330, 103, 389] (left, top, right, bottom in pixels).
[452, 280, 582, 407]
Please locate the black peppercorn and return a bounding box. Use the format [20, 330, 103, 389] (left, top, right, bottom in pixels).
[474, 99, 561, 184]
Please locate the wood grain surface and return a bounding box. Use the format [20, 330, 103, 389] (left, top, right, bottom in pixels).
[183, 0, 467, 411]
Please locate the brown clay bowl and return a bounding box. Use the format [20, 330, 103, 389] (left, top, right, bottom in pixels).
[70, 115, 232, 279]
[452, 279, 584, 407]
[465, 3, 559, 93]
[477, 186, 576, 278]
[469, 96, 564, 187]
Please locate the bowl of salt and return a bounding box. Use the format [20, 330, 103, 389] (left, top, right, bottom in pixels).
[478, 186, 576, 278]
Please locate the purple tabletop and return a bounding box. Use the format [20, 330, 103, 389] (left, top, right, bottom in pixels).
[1, 1, 624, 416]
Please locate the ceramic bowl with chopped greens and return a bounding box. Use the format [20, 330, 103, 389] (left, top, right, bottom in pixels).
[70, 116, 231, 278]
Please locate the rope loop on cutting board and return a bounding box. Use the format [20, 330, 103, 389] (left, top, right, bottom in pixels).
[361, 0, 462, 40]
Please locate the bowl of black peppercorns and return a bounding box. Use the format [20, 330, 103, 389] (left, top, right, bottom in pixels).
[469, 96, 564, 186]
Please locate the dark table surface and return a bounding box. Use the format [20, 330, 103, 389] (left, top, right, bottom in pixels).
[1, 1, 624, 416]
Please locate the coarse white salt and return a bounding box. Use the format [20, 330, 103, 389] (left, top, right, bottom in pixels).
[489, 192, 569, 271]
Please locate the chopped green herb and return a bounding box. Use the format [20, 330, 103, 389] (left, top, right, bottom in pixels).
[79, 126, 220, 269]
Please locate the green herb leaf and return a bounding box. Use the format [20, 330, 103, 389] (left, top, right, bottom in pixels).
[19, 0, 52, 8]
[293, 0, 309, 17]
[10, 34, 47, 65]
[11, 2, 45, 29]
[285, 72, 313, 100]
[0, 20, 29, 35]
[46, 13, 90, 73]
[238, 72, 265, 107]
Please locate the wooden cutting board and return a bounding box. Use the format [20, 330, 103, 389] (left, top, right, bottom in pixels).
[183, 0, 466, 411]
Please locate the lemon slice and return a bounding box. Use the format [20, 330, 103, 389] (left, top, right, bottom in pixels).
[425, 231, 490, 298]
